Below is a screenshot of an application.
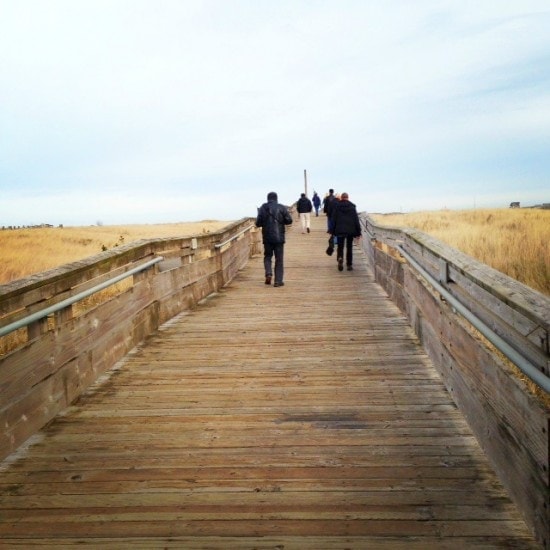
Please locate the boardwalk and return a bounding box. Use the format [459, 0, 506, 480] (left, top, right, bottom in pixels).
[0, 215, 538, 548]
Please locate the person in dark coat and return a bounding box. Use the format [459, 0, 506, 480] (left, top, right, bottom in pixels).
[312, 192, 321, 216]
[331, 192, 361, 271]
[322, 188, 337, 233]
[255, 191, 293, 287]
[296, 193, 313, 233]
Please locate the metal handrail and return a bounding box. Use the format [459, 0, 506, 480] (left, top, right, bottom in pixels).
[397, 244, 550, 393]
[0, 256, 164, 338]
[214, 223, 254, 249]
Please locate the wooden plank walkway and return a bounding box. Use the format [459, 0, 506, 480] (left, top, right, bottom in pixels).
[0, 214, 538, 548]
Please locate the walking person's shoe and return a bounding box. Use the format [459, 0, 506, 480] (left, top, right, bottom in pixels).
[274, 282, 284, 287]
[307, 227, 310, 233]
[347, 265, 353, 271]
[338, 258, 344, 271]
[265, 275, 272, 285]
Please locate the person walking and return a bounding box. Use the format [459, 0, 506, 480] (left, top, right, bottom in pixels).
[312, 191, 321, 216]
[255, 191, 293, 287]
[296, 193, 313, 233]
[331, 192, 361, 272]
[322, 188, 337, 233]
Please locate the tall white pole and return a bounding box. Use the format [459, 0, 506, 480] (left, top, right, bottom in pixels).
[304, 169, 308, 196]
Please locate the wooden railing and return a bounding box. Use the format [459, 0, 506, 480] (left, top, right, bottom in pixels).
[0, 218, 261, 462]
[360, 213, 549, 547]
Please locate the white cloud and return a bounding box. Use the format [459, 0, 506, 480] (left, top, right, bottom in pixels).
[1, 1, 549, 225]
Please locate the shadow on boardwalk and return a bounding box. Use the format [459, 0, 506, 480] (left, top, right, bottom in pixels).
[0, 215, 538, 548]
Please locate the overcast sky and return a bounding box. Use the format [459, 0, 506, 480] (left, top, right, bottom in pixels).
[1, 1, 549, 226]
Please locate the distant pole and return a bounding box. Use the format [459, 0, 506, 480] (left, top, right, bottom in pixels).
[304, 169, 308, 196]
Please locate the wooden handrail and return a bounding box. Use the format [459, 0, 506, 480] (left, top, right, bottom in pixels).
[360, 212, 549, 545]
[0, 218, 262, 462]
[361, 214, 549, 384]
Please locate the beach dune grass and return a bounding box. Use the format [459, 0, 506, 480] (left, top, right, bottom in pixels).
[0, 221, 230, 285]
[371, 208, 549, 296]
[1, 209, 548, 295]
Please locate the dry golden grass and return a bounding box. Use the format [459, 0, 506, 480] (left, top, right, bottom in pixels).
[371, 208, 549, 296]
[0, 221, 230, 285]
[0, 221, 230, 358]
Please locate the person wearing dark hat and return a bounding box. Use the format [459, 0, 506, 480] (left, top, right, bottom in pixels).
[331, 192, 361, 271]
[255, 191, 293, 287]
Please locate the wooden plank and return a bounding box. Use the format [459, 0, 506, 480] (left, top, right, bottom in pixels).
[0, 536, 539, 549]
[0, 215, 538, 548]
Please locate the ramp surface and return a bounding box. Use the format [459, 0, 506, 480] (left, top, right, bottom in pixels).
[0, 214, 538, 548]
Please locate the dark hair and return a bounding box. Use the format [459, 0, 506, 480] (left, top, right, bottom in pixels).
[300, 193, 305, 198]
[329, 189, 334, 194]
[267, 191, 277, 201]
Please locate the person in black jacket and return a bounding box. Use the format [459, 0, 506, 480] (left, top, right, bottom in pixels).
[322, 188, 337, 233]
[331, 192, 361, 271]
[296, 193, 313, 233]
[255, 191, 293, 287]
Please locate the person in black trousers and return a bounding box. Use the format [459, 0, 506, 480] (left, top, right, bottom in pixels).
[331, 192, 361, 271]
[255, 191, 293, 286]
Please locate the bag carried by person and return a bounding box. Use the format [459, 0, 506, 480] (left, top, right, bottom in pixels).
[326, 235, 334, 256]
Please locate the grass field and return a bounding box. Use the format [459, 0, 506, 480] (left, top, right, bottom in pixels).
[371, 208, 549, 296]
[0, 221, 230, 285]
[1, 209, 548, 296]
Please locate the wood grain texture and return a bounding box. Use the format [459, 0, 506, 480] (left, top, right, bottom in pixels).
[0, 215, 538, 548]
[366, 230, 549, 547]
